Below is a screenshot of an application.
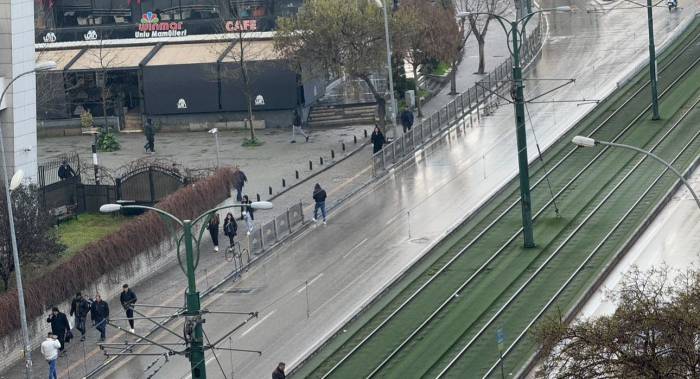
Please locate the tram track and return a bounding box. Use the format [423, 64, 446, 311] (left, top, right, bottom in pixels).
[305, 19, 700, 379]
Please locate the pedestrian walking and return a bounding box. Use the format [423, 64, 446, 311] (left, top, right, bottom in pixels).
[46, 307, 70, 352]
[69, 292, 90, 341]
[208, 213, 220, 252]
[232, 166, 248, 202]
[144, 118, 156, 153]
[400, 107, 414, 133]
[291, 109, 309, 143]
[371, 126, 386, 154]
[40, 333, 61, 379]
[91, 294, 109, 341]
[120, 284, 137, 333]
[243, 194, 255, 221]
[312, 183, 327, 224]
[272, 362, 286, 379]
[223, 212, 238, 247]
[58, 160, 77, 180]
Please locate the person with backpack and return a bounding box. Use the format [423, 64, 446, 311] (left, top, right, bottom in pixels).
[223, 212, 238, 247]
[312, 183, 327, 224]
[69, 292, 90, 341]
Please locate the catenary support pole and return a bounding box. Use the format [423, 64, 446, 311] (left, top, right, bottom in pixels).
[183, 220, 207, 379]
[511, 21, 535, 248]
[646, 0, 661, 120]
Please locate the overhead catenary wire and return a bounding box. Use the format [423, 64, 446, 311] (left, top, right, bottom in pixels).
[524, 101, 561, 217]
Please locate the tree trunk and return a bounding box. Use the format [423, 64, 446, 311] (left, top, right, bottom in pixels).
[245, 93, 256, 142]
[360, 76, 386, 131]
[413, 65, 423, 117]
[101, 86, 108, 133]
[477, 37, 486, 74]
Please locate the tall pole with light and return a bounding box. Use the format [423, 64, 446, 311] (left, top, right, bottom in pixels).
[100, 200, 273, 379]
[645, 0, 660, 120]
[373, 0, 397, 137]
[572, 136, 699, 209]
[456, 8, 570, 248]
[0, 60, 57, 379]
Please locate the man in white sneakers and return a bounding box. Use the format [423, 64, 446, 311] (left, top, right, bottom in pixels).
[41, 333, 61, 379]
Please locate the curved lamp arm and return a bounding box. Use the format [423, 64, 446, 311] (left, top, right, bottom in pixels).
[101, 204, 185, 226]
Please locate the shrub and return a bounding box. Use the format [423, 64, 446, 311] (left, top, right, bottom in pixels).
[80, 110, 94, 129]
[0, 168, 233, 336]
[97, 130, 120, 152]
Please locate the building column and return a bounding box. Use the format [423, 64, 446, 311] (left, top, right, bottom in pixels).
[0, 0, 38, 182]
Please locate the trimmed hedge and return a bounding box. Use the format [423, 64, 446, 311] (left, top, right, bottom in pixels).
[0, 167, 233, 336]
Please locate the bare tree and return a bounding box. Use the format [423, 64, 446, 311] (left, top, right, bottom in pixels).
[536, 266, 700, 379]
[275, 0, 391, 130]
[456, 0, 510, 75]
[394, 0, 459, 116]
[85, 37, 122, 134]
[209, 5, 277, 145]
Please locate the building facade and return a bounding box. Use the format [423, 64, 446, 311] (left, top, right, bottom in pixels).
[33, 0, 324, 132]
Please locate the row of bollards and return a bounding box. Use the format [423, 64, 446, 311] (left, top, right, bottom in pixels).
[270, 129, 368, 197]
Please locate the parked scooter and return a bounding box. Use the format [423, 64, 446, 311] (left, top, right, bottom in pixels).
[667, 0, 678, 11]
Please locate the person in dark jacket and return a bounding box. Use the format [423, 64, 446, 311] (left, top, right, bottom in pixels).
[58, 160, 77, 180]
[232, 166, 248, 202]
[242, 195, 255, 221]
[272, 362, 286, 379]
[312, 183, 327, 224]
[208, 213, 220, 252]
[69, 292, 90, 341]
[120, 284, 137, 333]
[47, 307, 70, 351]
[91, 294, 109, 341]
[223, 212, 238, 247]
[370, 126, 386, 154]
[400, 108, 414, 133]
[144, 119, 156, 153]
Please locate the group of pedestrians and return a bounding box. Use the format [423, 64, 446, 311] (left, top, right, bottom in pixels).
[206, 167, 255, 253]
[41, 285, 138, 378]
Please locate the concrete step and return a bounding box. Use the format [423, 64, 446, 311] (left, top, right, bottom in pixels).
[308, 117, 376, 128]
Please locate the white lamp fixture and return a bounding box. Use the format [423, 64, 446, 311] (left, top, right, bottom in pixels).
[35, 61, 57, 71]
[99, 203, 122, 213]
[572, 136, 596, 148]
[250, 201, 273, 210]
[9, 170, 24, 191]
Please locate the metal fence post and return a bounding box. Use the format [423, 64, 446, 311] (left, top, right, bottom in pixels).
[273, 219, 278, 242]
[299, 200, 304, 223]
[286, 208, 292, 234]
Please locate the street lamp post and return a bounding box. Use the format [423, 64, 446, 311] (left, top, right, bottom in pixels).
[572, 136, 699, 209]
[374, 0, 397, 137]
[0, 60, 57, 379]
[100, 200, 273, 379]
[208, 128, 220, 168]
[645, 0, 661, 120]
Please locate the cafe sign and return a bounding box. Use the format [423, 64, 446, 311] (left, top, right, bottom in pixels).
[136, 11, 187, 38]
[225, 19, 258, 32]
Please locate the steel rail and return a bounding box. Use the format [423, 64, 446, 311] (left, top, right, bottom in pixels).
[321, 30, 700, 379]
[457, 98, 700, 379]
[368, 58, 700, 378]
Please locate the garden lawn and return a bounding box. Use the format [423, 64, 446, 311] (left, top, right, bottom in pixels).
[58, 213, 128, 258]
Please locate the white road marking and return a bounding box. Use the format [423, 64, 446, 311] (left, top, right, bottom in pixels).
[343, 238, 368, 258]
[297, 273, 324, 294]
[241, 310, 277, 337]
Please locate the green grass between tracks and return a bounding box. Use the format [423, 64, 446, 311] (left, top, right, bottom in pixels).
[294, 18, 700, 379]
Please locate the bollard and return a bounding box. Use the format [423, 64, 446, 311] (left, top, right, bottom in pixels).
[309, 160, 313, 170]
[282, 178, 286, 187]
[331, 150, 335, 159]
[256, 193, 260, 201]
[320, 157, 324, 165]
[295, 170, 299, 179]
[269, 186, 272, 195]
[364, 129, 368, 138]
[342, 142, 346, 152]
[354, 135, 357, 144]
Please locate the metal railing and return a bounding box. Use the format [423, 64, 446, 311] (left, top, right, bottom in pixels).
[372, 21, 543, 176]
[244, 200, 305, 257]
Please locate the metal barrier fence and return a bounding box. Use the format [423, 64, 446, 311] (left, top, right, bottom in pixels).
[244, 201, 305, 256]
[372, 21, 543, 176]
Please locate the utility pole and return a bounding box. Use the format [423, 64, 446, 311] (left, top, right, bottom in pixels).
[183, 220, 206, 379]
[645, 0, 660, 120]
[378, 0, 397, 137]
[510, 21, 535, 248]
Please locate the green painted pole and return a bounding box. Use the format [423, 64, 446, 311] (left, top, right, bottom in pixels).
[646, 0, 660, 120]
[511, 22, 535, 248]
[183, 220, 207, 379]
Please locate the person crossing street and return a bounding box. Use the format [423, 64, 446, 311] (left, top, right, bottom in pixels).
[120, 284, 138, 333]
